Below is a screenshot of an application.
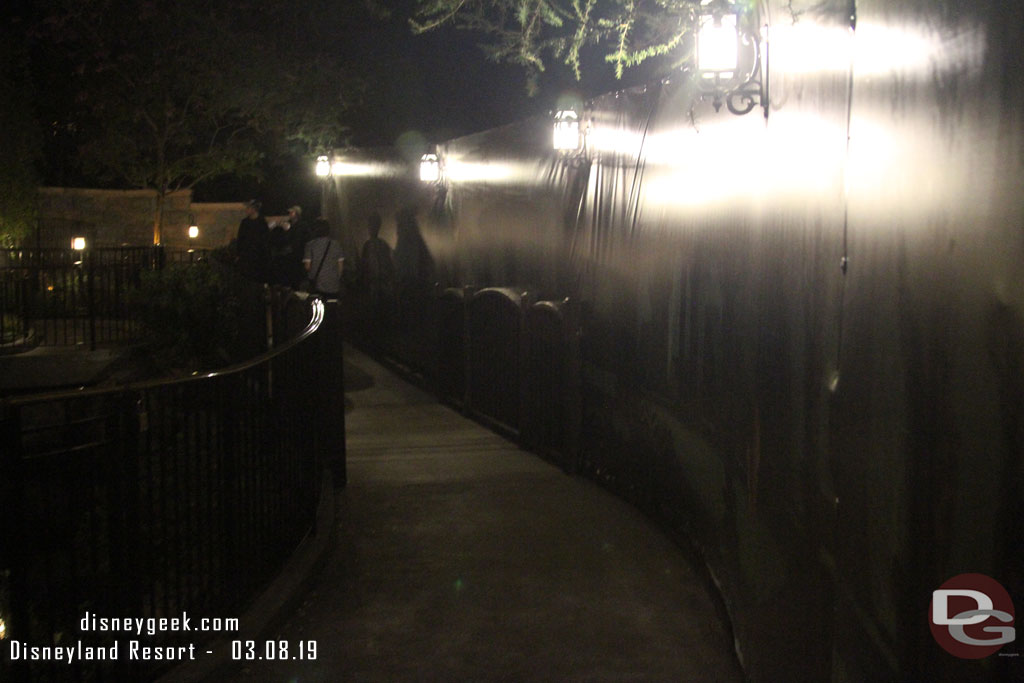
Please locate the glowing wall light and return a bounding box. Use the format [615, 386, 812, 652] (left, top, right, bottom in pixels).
[553, 109, 581, 151]
[315, 155, 331, 177]
[695, 0, 767, 117]
[188, 225, 199, 240]
[420, 153, 440, 182]
[698, 12, 738, 75]
[71, 236, 86, 250]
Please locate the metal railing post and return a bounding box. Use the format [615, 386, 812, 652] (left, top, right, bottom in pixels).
[564, 298, 582, 473]
[518, 290, 535, 449]
[107, 390, 143, 616]
[87, 247, 97, 350]
[0, 409, 30, 683]
[462, 286, 475, 413]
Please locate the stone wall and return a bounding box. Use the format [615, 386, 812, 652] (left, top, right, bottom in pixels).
[36, 187, 247, 249]
[187, 201, 249, 249]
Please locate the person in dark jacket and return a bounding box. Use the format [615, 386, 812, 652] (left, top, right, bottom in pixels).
[285, 205, 311, 288]
[236, 199, 270, 282]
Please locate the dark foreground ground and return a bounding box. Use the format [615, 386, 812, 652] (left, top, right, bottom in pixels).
[224, 344, 744, 682]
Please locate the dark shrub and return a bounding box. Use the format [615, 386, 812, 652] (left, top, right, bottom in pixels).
[128, 258, 263, 372]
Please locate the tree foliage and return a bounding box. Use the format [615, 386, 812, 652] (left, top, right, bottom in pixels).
[128, 253, 264, 371]
[0, 32, 40, 246]
[28, 0, 357, 241]
[410, 0, 702, 93]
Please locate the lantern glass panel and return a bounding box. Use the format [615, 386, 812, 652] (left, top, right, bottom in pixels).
[315, 156, 331, 177]
[698, 13, 738, 73]
[420, 154, 440, 182]
[553, 111, 580, 151]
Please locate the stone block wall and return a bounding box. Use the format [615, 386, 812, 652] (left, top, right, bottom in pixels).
[35, 187, 247, 249]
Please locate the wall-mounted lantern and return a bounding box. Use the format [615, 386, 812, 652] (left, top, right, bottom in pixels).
[71, 236, 86, 251]
[315, 155, 331, 178]
[420, 153, 440, 183]
[696, 0, 767, 118]
[553, 109, 581, 152]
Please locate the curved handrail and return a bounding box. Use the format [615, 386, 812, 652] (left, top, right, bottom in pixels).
[530, 297, 571, 317]
[471, 286, 525, 306]
[2, 296, 326, 407]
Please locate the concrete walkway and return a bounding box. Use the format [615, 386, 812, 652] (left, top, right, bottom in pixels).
[227, 345, 744, 682]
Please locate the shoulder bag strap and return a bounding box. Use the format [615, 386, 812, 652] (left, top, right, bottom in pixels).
[310, 239, 331, 284]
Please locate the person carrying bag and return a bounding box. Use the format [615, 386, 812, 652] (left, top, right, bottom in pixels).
[302, 217, 345, 297]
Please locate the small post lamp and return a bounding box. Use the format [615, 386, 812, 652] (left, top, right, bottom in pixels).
[315, 155, 331, 178]
[71, 236, 86, 266]
[553, 109, 581, 152]
[695, 0, 768, 117]
[187, 215, 199, 253]
[420, 153, 440, 183]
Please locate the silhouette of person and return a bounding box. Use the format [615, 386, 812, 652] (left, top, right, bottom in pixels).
[393, 206, 434, 293]
[268, 219, 291, 286]
[359, 211, 396, 343]
[285, 205, 311, 288]
[236, 199, 270, 282]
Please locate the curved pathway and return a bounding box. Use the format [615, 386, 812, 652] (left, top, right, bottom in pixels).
[227, 345, 743, 682]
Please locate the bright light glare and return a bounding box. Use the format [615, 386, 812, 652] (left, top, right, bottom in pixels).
[444, 159, 519, 183]
[587, 127, 646, 158]
[769, 21, 979, 77]
[853, 22, 976, 76]
[188, 225, 199, 239]
[420, 154, 440, 182]
[698, 13, 738, 72]
[769, 23, 852, 74]
[638, 114, 843, 209]
[71, 237, 86, 250]
[315, 156, 330, 177]
[553, 110, 581, 151]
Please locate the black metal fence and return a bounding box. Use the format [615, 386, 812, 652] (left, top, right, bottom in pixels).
[521, 299, 582, 473]
[0, 294, 336, 682]
[424, 286, 582, 471]
[0, 247, 210, 351]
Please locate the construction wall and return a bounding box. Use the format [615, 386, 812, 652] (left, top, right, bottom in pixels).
[331, 1, 1023, 680]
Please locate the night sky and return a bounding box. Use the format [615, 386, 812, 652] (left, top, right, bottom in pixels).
[4, 0, 654, 214]
[198, 3, 589, 211]
[245, 3, 656, 214]
[337, 4, 637, 148]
